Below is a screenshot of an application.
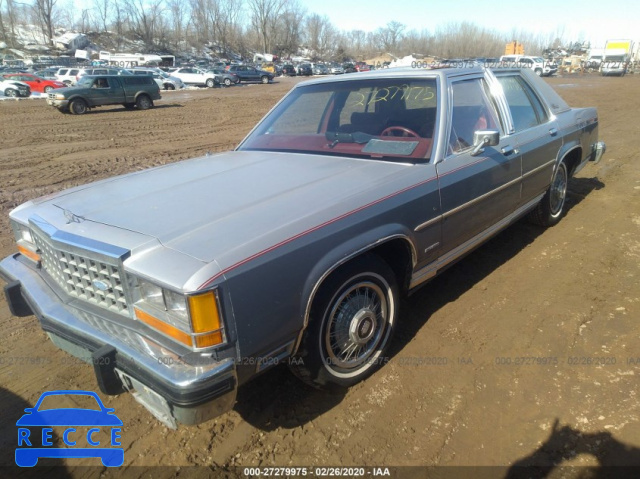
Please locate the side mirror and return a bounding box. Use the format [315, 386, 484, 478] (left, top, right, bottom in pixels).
[471, 129, 500, 156]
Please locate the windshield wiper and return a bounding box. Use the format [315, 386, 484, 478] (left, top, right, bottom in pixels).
[325, 131, 375, 148]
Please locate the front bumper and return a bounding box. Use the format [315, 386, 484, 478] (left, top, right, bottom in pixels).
[1, 254, 237, 428]
[46, 98, 69, 109]
[591, 141, 606, 164]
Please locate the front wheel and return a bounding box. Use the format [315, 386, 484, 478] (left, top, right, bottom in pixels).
[206, 78, 215, 88]
[164, 84, 175, 90]
[69, 98, 87, 115]
[261, 75, 269, 84]
[224, 78, 232, 86]
[528, 161, 568, 227]
[290, 255, 398, 388]
[5, 89, 18, 97]
[136, 95, 152, 110]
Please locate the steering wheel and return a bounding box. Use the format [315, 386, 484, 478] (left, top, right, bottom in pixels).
[380, 126, 420, 138]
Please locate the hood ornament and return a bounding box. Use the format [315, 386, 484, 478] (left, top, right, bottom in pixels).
[56, 206, 85, 224]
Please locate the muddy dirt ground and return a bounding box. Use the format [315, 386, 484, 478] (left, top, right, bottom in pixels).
[0, 74, 639, 477]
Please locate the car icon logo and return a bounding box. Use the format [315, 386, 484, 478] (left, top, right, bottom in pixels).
[15, 390, 123, 467]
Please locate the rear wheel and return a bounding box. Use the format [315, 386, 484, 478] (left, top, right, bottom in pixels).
[69, 98, 87, 115]
[290, 255, 398, 388]
[44, 86, 53, 93]
[535, 68, 543, 76]
[165, 84, 175, 90]
[529, 161, 568, 226]
[136, 95, 152, 110]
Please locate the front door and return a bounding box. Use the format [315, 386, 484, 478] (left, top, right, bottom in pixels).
[436, 76, 522, 253]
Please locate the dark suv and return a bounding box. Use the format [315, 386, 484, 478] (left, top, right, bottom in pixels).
[296, 63, 313, 76]
[281, 65, 297, 76]
[226, 65, 274, 84]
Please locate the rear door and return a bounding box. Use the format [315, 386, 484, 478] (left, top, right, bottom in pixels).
[235, 66, 249, 81]
[494, 73, 562, 207]
[436, 73, 522, 253]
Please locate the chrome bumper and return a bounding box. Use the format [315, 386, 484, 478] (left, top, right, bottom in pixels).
[591, 141, 606, 164]
[0, 254, 237, 428]
[46, 98, 69, 109]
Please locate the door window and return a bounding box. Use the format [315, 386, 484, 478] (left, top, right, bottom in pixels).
[448, 78, 501, 155]
[497, 75, 548, 131]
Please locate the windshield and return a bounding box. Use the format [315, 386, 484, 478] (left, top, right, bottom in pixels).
[239, 78, 437, 161]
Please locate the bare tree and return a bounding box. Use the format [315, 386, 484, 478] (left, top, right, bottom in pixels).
[94, 0, 110, 32]
[189, 0, 212, 45]
[247, 0, 286, 53]
[375, 20, 405, 54]
[0, 0, 9, 46]
[347, 29, 366, 60]
[112, 0, 126, 50]
[272, 0, 304, 57]
[33, 0, 57, 46]
[167, 0, 189, 50]
[122, 0, 166, 48]
[216, 0, 243, 57]
[305, 13, 334, 60]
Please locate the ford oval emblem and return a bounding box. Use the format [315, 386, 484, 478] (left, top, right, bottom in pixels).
[93, 280, 110, 291]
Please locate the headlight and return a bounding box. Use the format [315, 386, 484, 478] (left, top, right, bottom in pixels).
[10, 220, 40, 263]
[132, 277, 225, 349]
[54, 94, 66, 100]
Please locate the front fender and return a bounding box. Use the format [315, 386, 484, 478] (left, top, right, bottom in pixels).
[295, 224, 417, 353]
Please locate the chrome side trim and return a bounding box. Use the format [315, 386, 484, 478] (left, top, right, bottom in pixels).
[293, 234, 417, 354]
[409, 194, 544, 289]
[522, 159, 555, 179]
[414, 215, 441, 232]
[442, 175, 521, 220]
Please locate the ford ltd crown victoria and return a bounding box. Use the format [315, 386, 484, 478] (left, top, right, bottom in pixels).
[1, 66, 605, 428]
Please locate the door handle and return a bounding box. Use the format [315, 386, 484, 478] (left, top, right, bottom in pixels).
[549, 128, 558, 136]
[501, 145, 515, 156]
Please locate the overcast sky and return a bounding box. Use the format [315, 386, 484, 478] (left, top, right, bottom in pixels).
[296, 0, 638, 48]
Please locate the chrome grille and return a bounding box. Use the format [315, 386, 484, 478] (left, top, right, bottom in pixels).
[33, 230, 130, 315]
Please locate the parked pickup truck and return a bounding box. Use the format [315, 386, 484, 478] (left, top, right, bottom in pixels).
[46, 74, 161, 114]
[2, 67, 605, 428]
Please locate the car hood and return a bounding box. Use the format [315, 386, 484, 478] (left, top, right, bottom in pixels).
[39, 151, 418, 264]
